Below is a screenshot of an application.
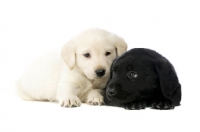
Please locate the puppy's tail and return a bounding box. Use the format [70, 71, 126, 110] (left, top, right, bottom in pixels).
[15, 79, 34, 101]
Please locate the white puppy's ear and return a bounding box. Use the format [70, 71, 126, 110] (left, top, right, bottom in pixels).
[61, 40, 76, 70]
[111, 34, 128, 56]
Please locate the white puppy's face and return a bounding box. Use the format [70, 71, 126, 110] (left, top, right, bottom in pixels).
[76, 42, 117, 80]
[61, 28, 127, 80]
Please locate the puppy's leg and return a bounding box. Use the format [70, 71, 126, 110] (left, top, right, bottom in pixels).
[86, 89, 105, 105]
[124, 100, 147, 110]
[56, 82, 82, 108]
[151, 85, 181, 110]
[151, 97, 174, 110]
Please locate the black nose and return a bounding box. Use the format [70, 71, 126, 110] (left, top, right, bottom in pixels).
[107, 88, 116, 96]
[95, 69, 105, 77]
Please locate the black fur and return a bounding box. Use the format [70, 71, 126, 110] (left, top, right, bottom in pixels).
[105, 48, 181, 110]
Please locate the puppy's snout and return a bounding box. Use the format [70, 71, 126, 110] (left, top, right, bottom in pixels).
[107, 88, 116, 96]
[95, 69, 105, 77]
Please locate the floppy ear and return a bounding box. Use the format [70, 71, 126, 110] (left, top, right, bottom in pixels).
[111, 34, 127, 56]
[155, 60, 180, 100]
[61, 40, 76, 70]
[108, 59, 117, 79]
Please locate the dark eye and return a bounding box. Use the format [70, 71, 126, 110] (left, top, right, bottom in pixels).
[105, 52, 111, 56]
[83, 53, 91, 58]
[128, 71, 138, 78]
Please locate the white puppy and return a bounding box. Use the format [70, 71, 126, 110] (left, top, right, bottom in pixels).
[16, 28, 127, 107]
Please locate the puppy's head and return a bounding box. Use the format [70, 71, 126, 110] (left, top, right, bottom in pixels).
[106, 50, 159, 103]
[61, 28, 127, 80]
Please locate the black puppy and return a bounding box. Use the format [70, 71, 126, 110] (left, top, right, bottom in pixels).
[105, 48, 181, 110]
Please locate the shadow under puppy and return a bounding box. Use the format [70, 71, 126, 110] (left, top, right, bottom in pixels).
[105, 48, 181, 110]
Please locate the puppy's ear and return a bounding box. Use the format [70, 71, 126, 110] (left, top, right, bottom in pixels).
[155, 60, 180, 100]
[111, 34, 127, 56]
[109, 59, 117, 79]
[61, 40, 76, 70]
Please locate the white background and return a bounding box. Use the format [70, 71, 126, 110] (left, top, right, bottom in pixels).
[0, 0, 200, 132]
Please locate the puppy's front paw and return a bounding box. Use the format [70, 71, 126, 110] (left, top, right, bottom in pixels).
[86, 94, 104, 106]
[151, 98, 174, 110]
[60, 96, 81, 108]
[124, 100, 146, 110]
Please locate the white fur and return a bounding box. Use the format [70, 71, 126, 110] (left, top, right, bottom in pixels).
[16, 28, 127, 107]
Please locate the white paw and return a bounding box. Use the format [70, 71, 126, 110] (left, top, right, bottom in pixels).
[86, 93, 104, 106]
[59, 96, 81, 108]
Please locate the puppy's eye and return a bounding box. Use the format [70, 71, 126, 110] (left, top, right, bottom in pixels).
[105, 52, 111, 56]
[128, 71, 138, 78]
[83, 53, 91, 58]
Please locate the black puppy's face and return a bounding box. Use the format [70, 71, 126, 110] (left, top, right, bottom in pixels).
[106, 57, 158, 103]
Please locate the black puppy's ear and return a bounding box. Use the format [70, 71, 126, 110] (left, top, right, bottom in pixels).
[155, 60, 180, 100]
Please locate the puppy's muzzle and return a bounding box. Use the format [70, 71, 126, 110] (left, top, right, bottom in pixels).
[95, 69, 105, 77]
[107, 87, 116, 96]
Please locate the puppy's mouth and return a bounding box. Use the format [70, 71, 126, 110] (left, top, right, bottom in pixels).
[86, 72, 109, 80]
[96, 75, 109, 79]
[106, 90, 140, 103]
[107, 96, 127, 103]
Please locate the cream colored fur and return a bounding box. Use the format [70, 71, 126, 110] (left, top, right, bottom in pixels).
[16, 28, 127, 107]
